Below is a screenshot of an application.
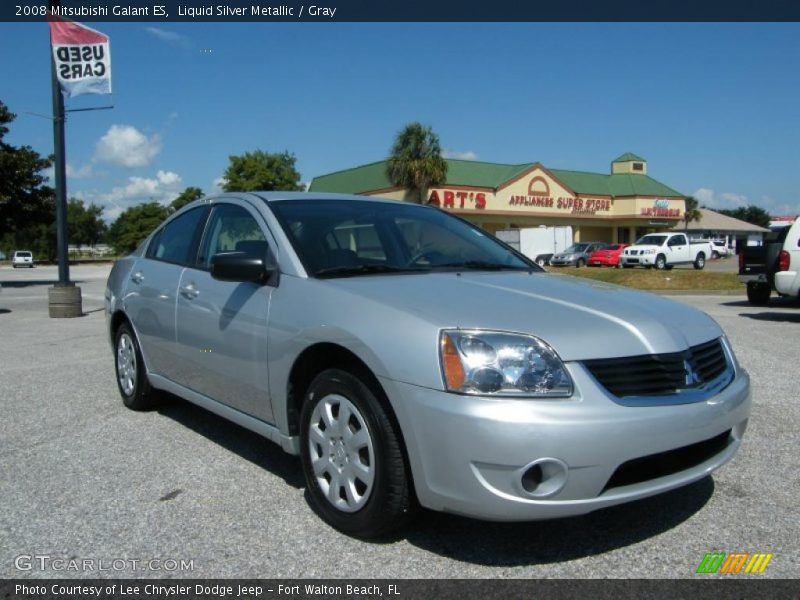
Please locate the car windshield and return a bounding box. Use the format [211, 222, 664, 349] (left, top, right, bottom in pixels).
[269, 199, 536, 278]
[637, 235, 667, 246]
[564, 244, 588, 253]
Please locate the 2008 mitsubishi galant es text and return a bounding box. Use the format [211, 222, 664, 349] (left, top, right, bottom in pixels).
[105, 193, 751, 538]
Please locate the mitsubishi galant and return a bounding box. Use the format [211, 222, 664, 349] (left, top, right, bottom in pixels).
[105, 193, 750, 538]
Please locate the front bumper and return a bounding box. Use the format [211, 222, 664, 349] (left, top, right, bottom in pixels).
[621, 254, 656, 266]
[549, 257, 577, 266]
[588, 257, 618, 266]
[380, 364, 750, 521]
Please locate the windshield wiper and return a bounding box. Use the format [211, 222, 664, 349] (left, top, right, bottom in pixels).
[315, 264, 430, 278]
[437, 260, 530, 271]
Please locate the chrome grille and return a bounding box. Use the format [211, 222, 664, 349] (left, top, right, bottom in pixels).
[583, 338, 729, 399]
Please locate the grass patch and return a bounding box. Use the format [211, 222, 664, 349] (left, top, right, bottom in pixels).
[551, 266, 743, 292]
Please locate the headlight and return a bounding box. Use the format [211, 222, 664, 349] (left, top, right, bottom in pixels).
[643, 249, 656, 254]
[440, 330, 573, 397]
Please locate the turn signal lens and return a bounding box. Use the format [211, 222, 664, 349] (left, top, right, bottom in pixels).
[441, 333, 465, 390]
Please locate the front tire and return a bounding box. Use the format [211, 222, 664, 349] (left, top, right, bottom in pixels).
[300, 368, 413, 538]
[694, 253, 706, 270]
[655, 254, 667, 270]
[746, 281, 771, 306]
[576, 258, 586, 268]
[114, 322, 160, 410]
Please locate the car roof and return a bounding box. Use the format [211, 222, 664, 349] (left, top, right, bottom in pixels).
[249, 191, 401, 205]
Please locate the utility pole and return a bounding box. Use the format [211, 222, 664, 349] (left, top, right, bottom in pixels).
[47, 0, 83, 317]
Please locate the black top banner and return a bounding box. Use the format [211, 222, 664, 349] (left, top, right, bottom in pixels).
[4, 0, 800, 22]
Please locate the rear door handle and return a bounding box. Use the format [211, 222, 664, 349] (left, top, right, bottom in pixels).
[130, 271, 144, 284]
[180, 283, 199, 299]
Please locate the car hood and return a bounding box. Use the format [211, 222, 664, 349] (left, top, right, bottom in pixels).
[325, 271, 721, 361]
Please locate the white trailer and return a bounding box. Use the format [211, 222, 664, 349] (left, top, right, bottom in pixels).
[496, 226, 574, 267]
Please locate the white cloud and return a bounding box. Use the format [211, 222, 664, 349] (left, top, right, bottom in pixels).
[443, 149, 479, 161]
[693, 187, 800, 217]
[145, 27, 191, 48]
[44, 162, 94, 181]
[212, 176, 227, 192]
[67, 163, 93, 179]
[156, 170, 180, 185]
[692, 188, 748, 210]
[95, 125, 162, 168]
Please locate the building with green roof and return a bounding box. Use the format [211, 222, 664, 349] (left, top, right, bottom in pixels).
[310, 153, 686, 244]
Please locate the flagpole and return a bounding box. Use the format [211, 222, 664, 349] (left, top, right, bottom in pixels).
[48, 0, 83, 317]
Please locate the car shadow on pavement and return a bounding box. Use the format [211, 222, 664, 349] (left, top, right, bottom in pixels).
[722, 297, 799, 309]
[156, 394, 305, 489]
[0, 279, 85, 288]
[0, 308, 10, 315]
[403, 477, 714, 565]
[738, 311, 800, 323]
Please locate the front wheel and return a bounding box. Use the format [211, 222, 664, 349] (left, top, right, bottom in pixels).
[694, 253, 706, 270]
[655, 254, 667, 270]
[300, 368, 413, 538]
[114, 322, 160, 410]
[712, 251, 720, 259]
[576, 258, 586, 268]
[746, 281, 771, 306]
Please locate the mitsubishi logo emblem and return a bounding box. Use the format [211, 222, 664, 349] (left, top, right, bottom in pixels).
[684, 359, 701, 386]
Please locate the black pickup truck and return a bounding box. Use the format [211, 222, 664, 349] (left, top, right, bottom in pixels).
[738, 226, 791, 305]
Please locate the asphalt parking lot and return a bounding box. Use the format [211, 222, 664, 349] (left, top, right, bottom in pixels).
[1, 264, 798, 579]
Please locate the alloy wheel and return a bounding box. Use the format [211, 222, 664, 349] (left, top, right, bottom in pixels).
[308, 394, 375, 513]
[116, 332, 137, 397]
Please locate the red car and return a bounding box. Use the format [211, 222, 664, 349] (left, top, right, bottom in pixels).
[587, 244, 629, 267]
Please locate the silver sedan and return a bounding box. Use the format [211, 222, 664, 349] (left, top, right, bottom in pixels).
[105, 193, 750, 538]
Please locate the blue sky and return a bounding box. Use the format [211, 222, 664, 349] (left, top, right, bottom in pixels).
[2, 22, 799, 220]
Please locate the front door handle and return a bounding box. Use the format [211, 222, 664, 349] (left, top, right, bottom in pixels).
[180, 283, 199, 299]
[130, 271, 144, 284]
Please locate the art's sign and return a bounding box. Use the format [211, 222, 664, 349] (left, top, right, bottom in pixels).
[50, 19, 111, 98]
[428, 190, 486, 209]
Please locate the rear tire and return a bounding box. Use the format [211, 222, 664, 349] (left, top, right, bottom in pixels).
[694, 253, 706, 270]
[300, 368, 413, 539]
[746, 282, 771, 306]
[114, 322, 160, 410]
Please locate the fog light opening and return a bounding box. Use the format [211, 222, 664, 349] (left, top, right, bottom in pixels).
[521, 464, 543, 493]
[518, 458, 568, 498]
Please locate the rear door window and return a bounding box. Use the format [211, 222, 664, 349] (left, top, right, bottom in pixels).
[149, 207, 208, 266]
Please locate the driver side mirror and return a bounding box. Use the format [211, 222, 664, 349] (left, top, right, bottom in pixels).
[210, 251, 275, 284]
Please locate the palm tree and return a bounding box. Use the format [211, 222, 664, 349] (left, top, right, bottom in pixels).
[386, 123, 447, 204]
[683, 196, 702, 231]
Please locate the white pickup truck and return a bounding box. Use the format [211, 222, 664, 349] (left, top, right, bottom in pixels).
[620, 233, 712, 270]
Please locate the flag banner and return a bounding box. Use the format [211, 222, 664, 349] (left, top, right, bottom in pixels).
[49, 18, 111, 98]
